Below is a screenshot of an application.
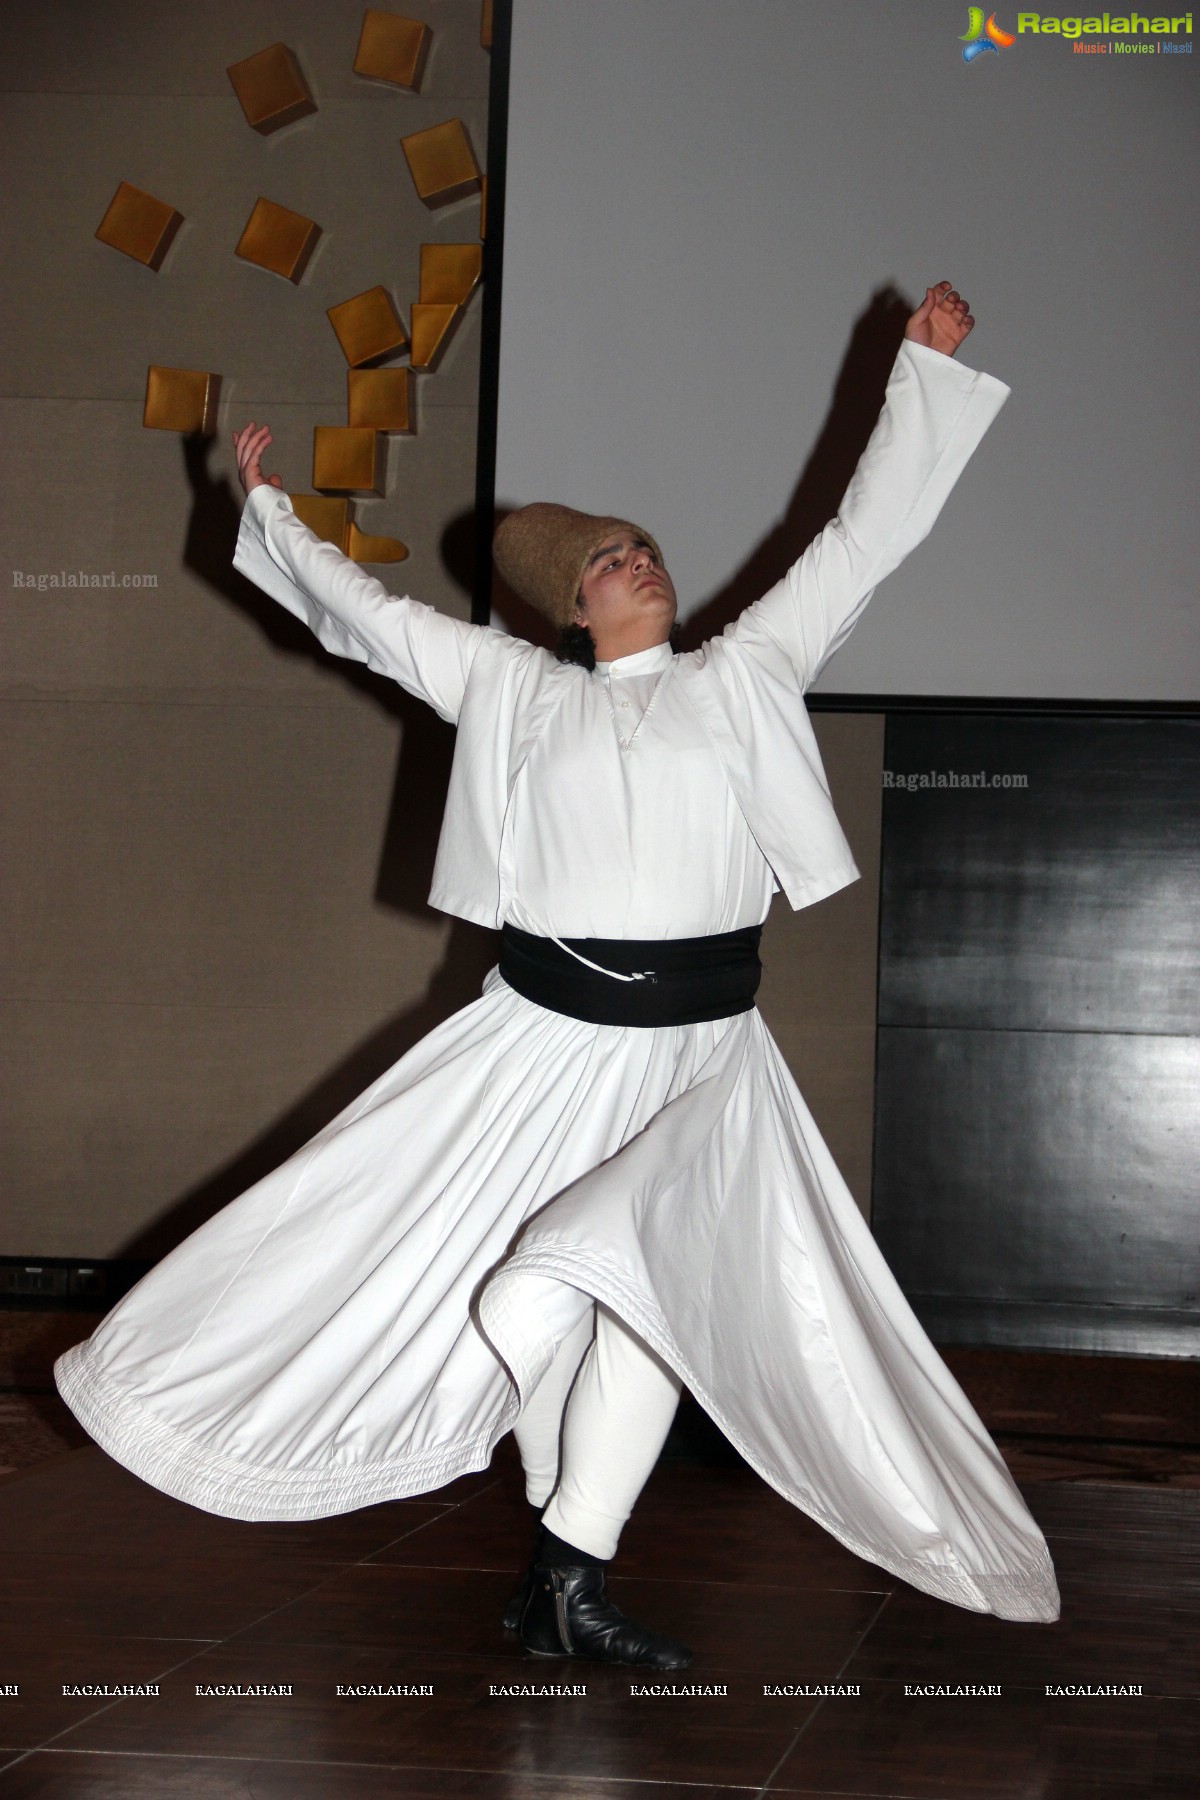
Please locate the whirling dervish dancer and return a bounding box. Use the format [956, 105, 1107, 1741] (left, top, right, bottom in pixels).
[58, 283, 1060, 1668]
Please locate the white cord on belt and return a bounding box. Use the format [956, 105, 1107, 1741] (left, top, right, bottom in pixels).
[545, 932, 652, 983]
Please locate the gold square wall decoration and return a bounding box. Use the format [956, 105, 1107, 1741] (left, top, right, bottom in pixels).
[400, 119, 482, 209]
[227, 43, 316, 134]
[235, 198, 321, 283]
[410, 302, 460, 372]
[95, 182, 184, 271]
[354, 10, 431, 90]
[288, 494, 352, 548]
[143, 366, 219, 434]
[313, 426, 384, 494]
[419, 243, 482, 306]
[347, 521, 409, 563]
[347, 368, 414, 432]
[482, 0, 493, 50]
[327, 287, 408, 367]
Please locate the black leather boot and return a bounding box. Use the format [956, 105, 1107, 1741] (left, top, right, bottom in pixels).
[519, 1562, 692, 1668]
[502, 1505, 548, 1632]
[502, 1563, 535, 1632]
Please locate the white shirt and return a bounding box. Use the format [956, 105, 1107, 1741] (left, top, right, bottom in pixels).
[504, 640, 778, 941]
[230, 342, 1011, 928]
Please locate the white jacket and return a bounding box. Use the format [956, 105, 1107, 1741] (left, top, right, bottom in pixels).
[234, 339, 1009, 923]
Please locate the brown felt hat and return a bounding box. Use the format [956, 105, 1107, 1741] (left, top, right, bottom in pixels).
[493, 503, 664, 629]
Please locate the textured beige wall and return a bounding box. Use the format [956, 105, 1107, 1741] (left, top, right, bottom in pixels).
[1, 2, 491, 1257]
[758, 713, 885, 1221]
[1, 4, 884, 1261]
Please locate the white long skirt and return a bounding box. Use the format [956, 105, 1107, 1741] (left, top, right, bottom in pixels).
[55, 969, 1060, 1624]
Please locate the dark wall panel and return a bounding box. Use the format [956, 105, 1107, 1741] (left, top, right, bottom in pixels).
[875, 1027, 1199, 1357]
[873, 712, 1200, 1358]
[878, 716, 1199, 1035]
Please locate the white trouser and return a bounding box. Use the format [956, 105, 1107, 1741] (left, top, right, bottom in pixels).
[511, 1279, 682, 1560]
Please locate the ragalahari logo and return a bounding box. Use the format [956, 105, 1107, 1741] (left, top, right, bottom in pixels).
[960, 8, 1018, 59]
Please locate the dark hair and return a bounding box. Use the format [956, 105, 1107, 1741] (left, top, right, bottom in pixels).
[555, 620, 681, 670]
[555, 622, 597, 669]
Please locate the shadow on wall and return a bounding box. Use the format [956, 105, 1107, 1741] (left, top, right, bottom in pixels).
[483, 287, 912, 650]
[682, 284, 912, 648]
[120, 441, 499, 1264]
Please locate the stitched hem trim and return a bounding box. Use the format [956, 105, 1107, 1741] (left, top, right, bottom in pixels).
[54, 1342, 518, 1522]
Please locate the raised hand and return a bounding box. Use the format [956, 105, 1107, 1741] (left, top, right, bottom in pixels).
[904, 281, 975, 359]
[233, 422, 285, 496]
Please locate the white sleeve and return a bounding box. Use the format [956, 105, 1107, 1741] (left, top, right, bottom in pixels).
[232, 485, 485, 723]
[722, 339, 1011, 690]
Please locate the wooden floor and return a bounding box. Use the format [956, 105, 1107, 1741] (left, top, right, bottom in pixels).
[0, 1427, 1194, 1798]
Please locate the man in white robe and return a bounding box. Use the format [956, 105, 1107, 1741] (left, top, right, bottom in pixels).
[56, 283, 1061, 1669]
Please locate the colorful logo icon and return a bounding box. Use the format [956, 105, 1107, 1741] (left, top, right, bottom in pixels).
[960, 8, 1017, 61]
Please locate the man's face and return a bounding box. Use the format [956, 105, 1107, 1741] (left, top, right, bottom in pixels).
[575, 533, 677, 645]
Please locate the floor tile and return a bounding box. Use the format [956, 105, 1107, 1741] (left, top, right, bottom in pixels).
[0, 1753, 752, 1798]
[0, 1448, 453, 1568]
[374, 1459, 894, 1601]
[618, 1462, 896, 1593]
[0, 1550, 341, 1645]
[0, 1637, 207, 1750]
[1043, 1536, 1200, 1603]
[0, 1395, 90, 1480]
[0, 1445, 1194, 1796]
[50, 1637, 808, 1786]
[1000, 1439, 1200, 1489]
[231, 1561, 885, 1676]
[768, 1680, 1179, 1797]
[1028, 1485, 1197, 1534]
[841, 1583, 1194, 1695]
[364, 1472, 541, 1573]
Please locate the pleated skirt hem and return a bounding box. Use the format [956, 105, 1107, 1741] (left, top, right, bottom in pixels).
[479, 1243, 1061, 1626]
[54, 1339, 518, 1523]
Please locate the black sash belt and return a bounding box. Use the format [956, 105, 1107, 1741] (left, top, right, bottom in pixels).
[499, 923, 762, 1028]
